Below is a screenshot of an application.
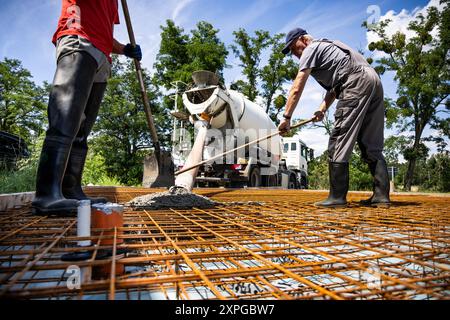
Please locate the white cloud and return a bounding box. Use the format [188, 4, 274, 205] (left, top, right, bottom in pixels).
[366, 0, 445, 59]
[172, 0, 197, 23]
[296, 127, 329, 156]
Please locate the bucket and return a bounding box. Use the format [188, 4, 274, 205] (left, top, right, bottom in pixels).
[91, 203, 125, 279]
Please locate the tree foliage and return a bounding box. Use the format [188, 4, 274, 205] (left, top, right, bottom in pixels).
[0, 58, 47, 143]
[154, 20, 228, 89]
[230, 30, 298, 124]
[153, 20, 190, 88]
[188, 21, 229, 82]
[260, 34, 298, 121]
[383, 135, 410, 165]
[230, 29, 271, 101]
[363, 1, 450, 190]
[153, 19, 229, 135]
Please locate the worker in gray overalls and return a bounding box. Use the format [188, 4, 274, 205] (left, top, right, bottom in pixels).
[278, 28, 390, 208]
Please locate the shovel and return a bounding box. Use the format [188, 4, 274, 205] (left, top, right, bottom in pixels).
[121, 0, 175, 187]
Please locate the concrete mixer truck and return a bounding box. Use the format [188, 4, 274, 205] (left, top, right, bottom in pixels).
[165, 71, 313, 190]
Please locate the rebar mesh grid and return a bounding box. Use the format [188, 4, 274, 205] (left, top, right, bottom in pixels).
[0, 188, 449, 300]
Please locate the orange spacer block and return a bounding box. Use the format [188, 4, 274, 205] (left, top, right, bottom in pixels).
[91, 203, 125, 279]
[91, 204, 124, 246]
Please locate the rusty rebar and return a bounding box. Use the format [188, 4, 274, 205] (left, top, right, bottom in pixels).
[0, 188, 448, 300]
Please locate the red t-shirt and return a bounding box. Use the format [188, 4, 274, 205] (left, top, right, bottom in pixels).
[52, 0, 120, 62]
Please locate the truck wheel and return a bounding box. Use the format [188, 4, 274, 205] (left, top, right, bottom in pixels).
[265, 174, 278, 187]
[301, 180, 308, 189]
[288, 174, 297, 189]
[248, 166, 261, 188]
[300, 173, 308, 189]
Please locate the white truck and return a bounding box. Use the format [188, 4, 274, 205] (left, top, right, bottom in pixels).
[281, 137, 314, 189]
[170, 71, 313, 190]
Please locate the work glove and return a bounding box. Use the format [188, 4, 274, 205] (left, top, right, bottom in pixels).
[278, 118, 291, 137]
[123, 43, 142, 61]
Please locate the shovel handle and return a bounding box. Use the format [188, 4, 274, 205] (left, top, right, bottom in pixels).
[174, 118, 315, 176]
[121, 0, 160, 152]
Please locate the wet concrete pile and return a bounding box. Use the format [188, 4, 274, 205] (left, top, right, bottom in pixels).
[127, 187, 218, 210]
[127, 187, 265, 210]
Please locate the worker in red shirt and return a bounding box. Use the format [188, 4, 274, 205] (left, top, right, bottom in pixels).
[32, 0, 142, 216]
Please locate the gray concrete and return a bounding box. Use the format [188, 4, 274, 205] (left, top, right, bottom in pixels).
[0, 192, 35, 211]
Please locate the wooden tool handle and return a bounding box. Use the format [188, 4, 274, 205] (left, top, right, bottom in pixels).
[121, 0, 160, 152]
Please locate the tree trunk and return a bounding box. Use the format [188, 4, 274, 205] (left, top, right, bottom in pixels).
[404, 123, 424, 191]
[265, 93, 274, 114]
[404, 114, 425, 191]
[404, 157, 416, 191]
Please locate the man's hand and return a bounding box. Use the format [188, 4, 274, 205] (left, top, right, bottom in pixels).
[123, 44, 142, 61]
[313, 110, 325, 122]
[278, 118, 291, 136]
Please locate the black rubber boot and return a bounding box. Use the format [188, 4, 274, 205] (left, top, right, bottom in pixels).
[63, 82, 108, 204]
[32, 137, 80, 216]
[360, 160, 390, 208]
[62, 146, 107, 204]
[315, 162, 349, 208]
[360, 161, 377, 206]
[32, 51, 98, 216]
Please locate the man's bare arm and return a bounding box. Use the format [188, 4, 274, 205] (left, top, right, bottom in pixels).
[319, 91, 336, 113]
[112, 39, 125, 54]
[313, 90, 336, 122]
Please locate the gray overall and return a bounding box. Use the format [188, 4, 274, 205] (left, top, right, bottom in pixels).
[302, 39, 386, 164]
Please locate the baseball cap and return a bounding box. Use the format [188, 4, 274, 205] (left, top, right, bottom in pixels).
[282, 27, 308, 55]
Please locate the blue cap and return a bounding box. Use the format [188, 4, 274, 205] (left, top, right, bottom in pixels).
[282, 28, 308, 55]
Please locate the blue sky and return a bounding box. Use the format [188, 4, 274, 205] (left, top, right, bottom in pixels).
[0, 0, 446, 157]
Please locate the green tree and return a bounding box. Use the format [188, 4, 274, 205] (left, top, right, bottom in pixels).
[154, 20, 228, 90]
[154, 20, 190, 88]
[349, 148, 373, 191]
[421, 152, 450, 192]
[308, 152, 330, 190]
[383, 135, 410, 165]
[260, 34, 298, 119]
[230, 29, 271, 101]
[364, 2, 450, 190]
[187, 21, 229, 82]
[153, 19, 229, 126]
[0, 58, 47, 143]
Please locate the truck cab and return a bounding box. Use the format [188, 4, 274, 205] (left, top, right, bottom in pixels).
[281, 137, 313, 189]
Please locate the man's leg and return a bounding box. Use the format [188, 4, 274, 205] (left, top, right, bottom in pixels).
[32, 51, 97, 216]
[315, 71, 375, 208]
[62, 82, 108, 204]
[357, 79, 390, 208]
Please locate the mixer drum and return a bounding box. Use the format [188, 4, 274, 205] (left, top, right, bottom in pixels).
[183, 87, 282, 159]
